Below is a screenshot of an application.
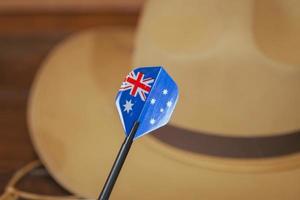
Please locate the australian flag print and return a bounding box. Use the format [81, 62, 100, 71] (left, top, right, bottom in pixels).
[116, 66, 179, 139]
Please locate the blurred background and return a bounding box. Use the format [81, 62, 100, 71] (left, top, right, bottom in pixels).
[0, 0, 142, 196]
[1, 0, 300, 199]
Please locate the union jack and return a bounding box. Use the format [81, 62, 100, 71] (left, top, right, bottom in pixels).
[120, 71, 154, 101]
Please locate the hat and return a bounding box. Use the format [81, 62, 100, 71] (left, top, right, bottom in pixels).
[28, 0, 300, 199]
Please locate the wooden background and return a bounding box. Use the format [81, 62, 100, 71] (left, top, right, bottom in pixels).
[0, 0, 143, 13]
[0, 2, 140, 195]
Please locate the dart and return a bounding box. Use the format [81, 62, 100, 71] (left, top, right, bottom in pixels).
[98, 66, 178, 200]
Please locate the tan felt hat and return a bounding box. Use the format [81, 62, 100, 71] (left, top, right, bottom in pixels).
[28, 0, 300, 199]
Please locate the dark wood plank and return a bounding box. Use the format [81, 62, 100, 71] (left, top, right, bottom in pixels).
[0, 0, 143, 14]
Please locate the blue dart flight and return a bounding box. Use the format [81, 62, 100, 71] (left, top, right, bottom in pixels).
[116, 66, 179, 139]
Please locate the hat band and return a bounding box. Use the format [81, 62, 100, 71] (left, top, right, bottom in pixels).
[152, 126, 300, 158]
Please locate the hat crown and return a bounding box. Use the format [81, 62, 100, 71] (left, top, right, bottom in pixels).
[133, 0, 300, 137]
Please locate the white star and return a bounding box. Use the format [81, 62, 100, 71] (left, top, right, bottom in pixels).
[150, 118, 156, 125]
[123, 100, 134, 113]
[162, 89, 168, 95]
[160, 108, 164, 113]
[150, 98, 156, 105]
[167, 101, 172, 108]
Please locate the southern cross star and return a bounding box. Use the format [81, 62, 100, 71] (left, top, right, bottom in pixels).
[150, 118, 156, 125]
[150, 98, 156, 105]
[162, 89, 168, 95]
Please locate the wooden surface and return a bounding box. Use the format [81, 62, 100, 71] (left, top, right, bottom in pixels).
[0, 12, 137, 195]
[0, 0, 143, 14]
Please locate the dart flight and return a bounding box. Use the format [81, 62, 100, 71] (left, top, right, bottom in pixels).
[116, 66, 179, 139]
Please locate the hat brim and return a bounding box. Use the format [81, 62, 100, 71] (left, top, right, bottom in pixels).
[28, 27, 300, 199]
